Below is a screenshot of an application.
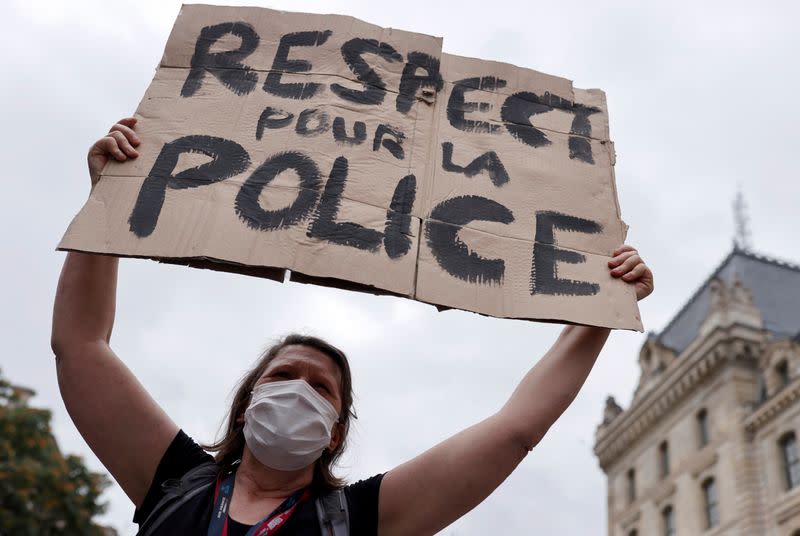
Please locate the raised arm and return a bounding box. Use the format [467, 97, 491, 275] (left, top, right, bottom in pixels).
[378, 246, 653, 536]
[51, 118, 178, 507]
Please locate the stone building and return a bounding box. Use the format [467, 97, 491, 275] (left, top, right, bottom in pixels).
[594, 247, 800, 536]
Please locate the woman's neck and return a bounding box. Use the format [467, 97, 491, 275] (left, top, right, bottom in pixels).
[235, 447, 314, 499]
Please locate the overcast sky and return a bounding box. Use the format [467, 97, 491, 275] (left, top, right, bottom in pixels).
[2, 1, 799, 534]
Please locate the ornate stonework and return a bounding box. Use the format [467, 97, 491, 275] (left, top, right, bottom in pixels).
[595, 252, 800, 536]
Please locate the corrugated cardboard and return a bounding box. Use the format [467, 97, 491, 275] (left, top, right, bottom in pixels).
[59, 4, 642, 330]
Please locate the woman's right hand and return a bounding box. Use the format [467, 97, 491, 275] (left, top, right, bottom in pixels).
[87, 117, 140, 186]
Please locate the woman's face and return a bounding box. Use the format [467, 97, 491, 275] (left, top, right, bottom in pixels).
[254, 344, 344, 417]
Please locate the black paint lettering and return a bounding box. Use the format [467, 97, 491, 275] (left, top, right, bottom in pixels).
[373, 124, 405, 160]
[332, 117, 367, 145]
[441, 142, 509, 187]
[502, 90, 601, 163]
[129, 136, 250, 238]
[330, 38, 403, 105]
[500, 91, 552, 148]
[568, 104, 600, 164]
[426, 196, 514, 285]
[396, 52, 443, 113]
[307, 157, 382, 251]
[181, 22, 260, 97]
[256, 107, 294, 140]
[263, 31, 332, 99]
[295, 108, 330, 136]
[235, 151, 322, 231]
[447, 77, 507, 133]
[530, 211, 603, 296]
[384, 175, 417, 259]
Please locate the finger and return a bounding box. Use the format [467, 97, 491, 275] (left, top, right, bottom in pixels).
[613, 244, 637, 257]
[108, 130, 139, 158]
[117, 117, 137, 128]
[611, 254, 642, 277]
[623, 262, 648, 281]
[109, 123, 141, 146]
[96, 136, 127, 161]
[608, 249, 637, 268]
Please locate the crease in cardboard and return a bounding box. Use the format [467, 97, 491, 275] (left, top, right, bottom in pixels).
[157, 64, 438, 102]
[101, 175, 424, 224]
[439, 102, 609, 142]
[439, 82, 588, 117]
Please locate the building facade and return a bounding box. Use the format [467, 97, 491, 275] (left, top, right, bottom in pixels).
[595, 248, 800, 536]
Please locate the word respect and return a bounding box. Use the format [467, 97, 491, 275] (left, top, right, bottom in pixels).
[183, 22, 601, 163]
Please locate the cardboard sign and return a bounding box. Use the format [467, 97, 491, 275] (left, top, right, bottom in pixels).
[59, 4, 642, 330]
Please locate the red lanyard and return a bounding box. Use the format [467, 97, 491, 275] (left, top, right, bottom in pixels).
[207, 471, 310, 536]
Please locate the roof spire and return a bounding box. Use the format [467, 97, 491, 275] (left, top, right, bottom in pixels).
[733, 186, 752, 252]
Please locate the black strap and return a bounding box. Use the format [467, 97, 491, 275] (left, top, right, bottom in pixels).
[138, 461, 350, 536]
[315, 488, 350, 536]
[136, 461, 218, 536]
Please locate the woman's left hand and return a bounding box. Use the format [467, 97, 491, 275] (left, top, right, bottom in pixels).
[608, 245, 654, 301]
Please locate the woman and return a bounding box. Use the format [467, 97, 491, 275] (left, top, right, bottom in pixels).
[52, 118, 654, 535]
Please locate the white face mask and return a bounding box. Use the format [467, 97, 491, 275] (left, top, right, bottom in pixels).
[243, 379, 339, 471]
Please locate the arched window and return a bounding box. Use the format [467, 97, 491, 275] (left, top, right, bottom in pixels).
[702, 477, 719, 528]
[659, 441, 670, 478]
[777, 360, 790, 388]
[627, 468, 636, 503]
[697, 409, 710, 447]
[662, 505, 675, 536]
[780, 432, 800, 490]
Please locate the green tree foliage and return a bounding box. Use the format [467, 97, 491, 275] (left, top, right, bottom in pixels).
[0, 369, 112, 535]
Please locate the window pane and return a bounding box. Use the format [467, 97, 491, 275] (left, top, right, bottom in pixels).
[663, 506, 674, 536]
[706, 479, 717, 503]
[783, 434, 800, 490]
[709, 503, 719, 528]
[704, 479, 719, 528]
[698, 410, 709, 447]
[628, 469, 636, 502]
[787, 437, 799, 464]
[790, 460, 800, 489]
[660, 442, 670, 478]
[777, 361, 790, 387]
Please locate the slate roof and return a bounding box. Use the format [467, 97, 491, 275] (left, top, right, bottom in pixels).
[656, 247, 800, 354]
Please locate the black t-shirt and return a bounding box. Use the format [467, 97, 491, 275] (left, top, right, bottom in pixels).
[133, 430, 383, 535]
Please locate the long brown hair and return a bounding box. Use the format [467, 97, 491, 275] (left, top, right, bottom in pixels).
[202, 334, 355, 492]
